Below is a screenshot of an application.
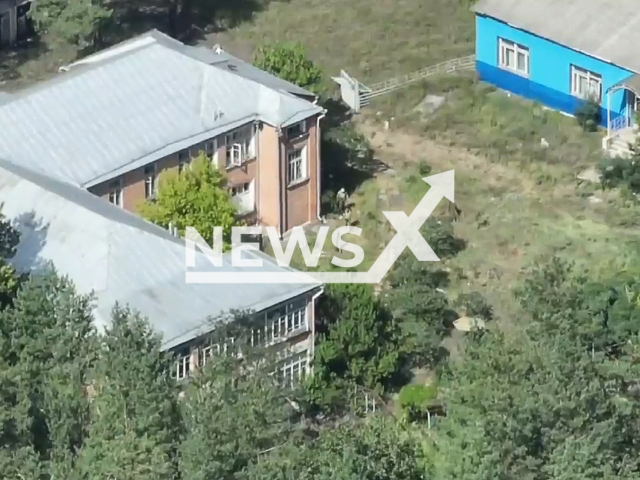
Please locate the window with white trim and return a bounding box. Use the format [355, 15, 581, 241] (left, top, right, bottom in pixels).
[225, 126, 256, 168]
[231, 182, 250, 197]
[144, 163, 157, 199]
[287, 300, 307, 333]
[251, 321, 266, 347]
[173, 351, 190, 380]
[255, 300, 308, 344]
[199, 345, 214, 367]
[571, 65, 602, 101]
[198, 337, 236, 367]
[498, 38, 529, 76]
[286, 120, 306, 139]
[108, 179, 123, 207]
[276, 351, 309, 388]
[287, 147, 307, 185]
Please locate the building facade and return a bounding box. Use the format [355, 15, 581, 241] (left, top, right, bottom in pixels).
[171, 292, 318, 386]
[0, 155, 322, 384]
[0, 30, 325, 236]
[88, 115, 321, 234]
[473, 0, 640, 156]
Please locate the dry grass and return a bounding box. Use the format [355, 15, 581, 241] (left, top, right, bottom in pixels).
[2, 0, 475, 94]
[356, 95, 640, 325]
[207, 0, 475, 83]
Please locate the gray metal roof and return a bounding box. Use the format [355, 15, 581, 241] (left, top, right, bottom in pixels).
[207, 45, 317, 100]
[474, 0, 640, 73]
[0, 157, 321, 350]
[0, 92, 13, 105]
[0, 30, 322, 187]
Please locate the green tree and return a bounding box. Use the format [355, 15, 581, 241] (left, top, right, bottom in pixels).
[139, 153, 239, 245]
[74, 307, 179, 480]
[433, 260, 640, 479]
[247, 416, 427, 480]
[179, 354, 296, 479]
[0, 271, 97, 478]
[254, 43, 323, 93]
[0, 210, 22, 307]
[305, 284, 404, 413]
[385, 253, 450, 369]
[31, 0, 113, 47]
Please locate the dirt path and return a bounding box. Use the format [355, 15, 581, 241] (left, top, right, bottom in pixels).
[358, 120, 537, 196]
[354, 119, 640, 325]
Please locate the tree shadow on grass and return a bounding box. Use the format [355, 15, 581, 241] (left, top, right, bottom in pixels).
[107, 0, 280, 45]
[320, 97, 389, 215]
[0, 36, 48, 89]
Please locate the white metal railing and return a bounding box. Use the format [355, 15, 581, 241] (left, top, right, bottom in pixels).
[359, 54, 476, 104]
[611, 115, 630, 133]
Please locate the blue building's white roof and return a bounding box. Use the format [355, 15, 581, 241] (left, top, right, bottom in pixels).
[0, 157, 320, 350]
[0, 30, 322, 188]
[474, 0, 640, 73]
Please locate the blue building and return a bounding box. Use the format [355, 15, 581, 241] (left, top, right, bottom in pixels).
[473, 0, 640, 154]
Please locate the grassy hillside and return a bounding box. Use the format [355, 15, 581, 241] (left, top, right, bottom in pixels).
[208, 0, 475, 83]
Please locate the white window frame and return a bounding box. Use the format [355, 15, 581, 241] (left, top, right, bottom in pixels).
[107, 178, 123, 207]
[276, 351, 309, 388]
[143, 162, 157, 199]
[257, 300, 308, 344]
[498, 38, 530, 77]
[286, 120, 306, 139]
[570, 65, 602, 101]
[231, 182, 250, 197]
[287, 147, 307, 185]
[174, 352, 190, 380]
[200, 345, 214, 367]
[225, 126, 256, 168]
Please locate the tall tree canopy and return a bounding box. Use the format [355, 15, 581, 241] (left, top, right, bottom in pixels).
[31, 0, 113, 47]
[254, 43, 323, 93]
[433, 259, 640, 479]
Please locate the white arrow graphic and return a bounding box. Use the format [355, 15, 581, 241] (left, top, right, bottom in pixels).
[186, 170, 454, 284]
[361, 169, 454, 283]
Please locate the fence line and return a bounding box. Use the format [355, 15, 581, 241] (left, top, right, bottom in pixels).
[358, 54, 476, 106]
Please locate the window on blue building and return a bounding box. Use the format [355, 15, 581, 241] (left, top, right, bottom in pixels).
[570, 66, 602, 101]
[499, 38, 530, 77]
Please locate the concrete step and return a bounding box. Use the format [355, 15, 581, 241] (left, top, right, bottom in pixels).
[610, 136, 635, 154]
[607, 146, 633, 159]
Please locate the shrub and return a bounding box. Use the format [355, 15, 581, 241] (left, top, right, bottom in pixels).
[399, 384, 438, 421]
[254, 43, 323, 93]
[418, 161, 432, 176]
[575, 98, 601, 132]
[421, 218, 466, 259]
[599, 156, 640, 195]
[455, 292, 494, 320]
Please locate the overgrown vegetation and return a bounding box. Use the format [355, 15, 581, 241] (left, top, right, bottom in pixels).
[254, 42, 323, 93]
[6, 201, 640, 478]
[6, 0, 640, 476]
[575, 97, 602, 132]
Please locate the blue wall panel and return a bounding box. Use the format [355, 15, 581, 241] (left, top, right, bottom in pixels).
[475, 14, 634, 125]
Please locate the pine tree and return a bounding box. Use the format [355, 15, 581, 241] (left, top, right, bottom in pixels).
[178, 354, 295, 479]
[75, 307, 180, 480]
[0, 271, 97, 477]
